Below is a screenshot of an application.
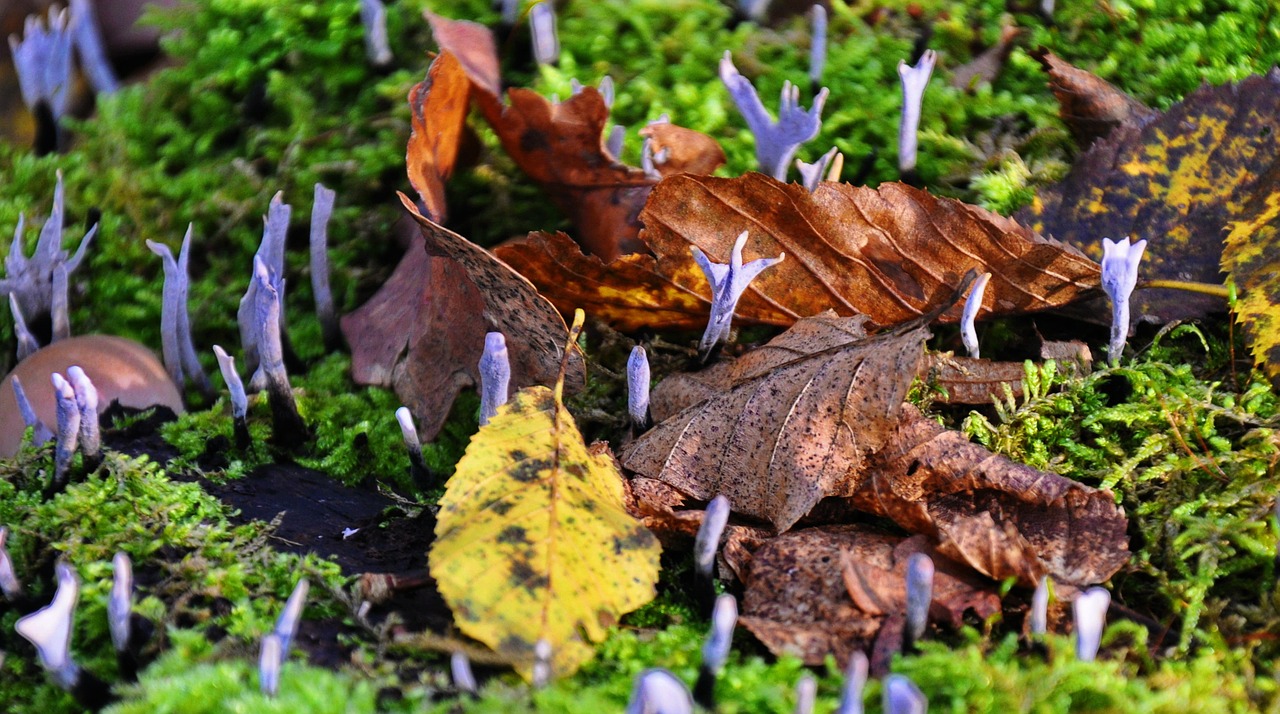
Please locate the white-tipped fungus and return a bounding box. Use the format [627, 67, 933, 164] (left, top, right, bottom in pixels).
[147, 225, 210, 395]
[961, 272, 992, 358]
[720, 52, 828, 181]
[691, 231, 785, 359]
[65, 365, 99, 464]
[0, 527, 22, 601]
[15, 561, 80, 689]
[794, 673, 817, 714]
[835, 650, 869, 714]
[108, 552, 133, 653]
[478, 332, 511, 426]
[310, 183, 339, 349]
[530, 3, 559, 66]
[626, 668, 693, 714]
[883, 674, 927, 714]
[904, 552, 934, 648]
[451, 651, 477, 695]
[897, 50, 937, 177]
[360, 0, 392, 68]
[1100, 237, 1147, 365]
[50, 371, 79, 486]
[627, 345, 651, 431]
[1073, 586, 1111, 662]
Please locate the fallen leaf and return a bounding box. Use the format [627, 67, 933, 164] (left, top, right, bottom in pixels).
[428, 12, 653, 260]
[738, 525, 1000, 667]
[343, 198, 584, 441]
[493, 230, 711, 332]
[1020, 70, 1280, 322]
[1222, 163, 1280, 386]
[950, 26, 1020, 91]
[638, 122, 727, 178]
[341, 237, 486, 441]
[621, 314, 925, 532]
[847, 404, 1129, 586]
[502, 173, 1100, 334]
[424, 12, 501, 99]
[431, 379, 661, 680]
[919, 353, 1027, 405]
[406, 51, 470, 222]
[1033, 50, 1155, 147]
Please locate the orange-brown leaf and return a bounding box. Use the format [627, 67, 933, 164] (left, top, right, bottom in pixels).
[638, 123, 727, 178]
[424, 12, 501, 99]
[1033, 50, 1154, 147]
[407, 51, 470, 222]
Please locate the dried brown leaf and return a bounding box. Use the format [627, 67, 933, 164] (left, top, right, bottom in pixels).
[638, 123, 727, 178]
[1033, 50, 1155, 147]
[407, 51, 470, 222]
[920, 354, 1026, 405]
[848, 404, 1129, 586]
[621, 315, 925, 532]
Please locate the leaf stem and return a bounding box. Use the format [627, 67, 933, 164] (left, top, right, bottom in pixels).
[1139, 279, 1231, 299]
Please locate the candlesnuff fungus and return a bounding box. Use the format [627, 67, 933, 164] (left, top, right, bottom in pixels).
[1, 172, 97, 332]
[835, 651, 869, 714]
[11, 294, 39, 361]
[720, 51, 829, 181]
[532, 638, 552, 687]
[794, 673, 817, 714]
[694, 593, 736, 709]
[310, 183, 340, 350]
[530, 2, 558, 66]
[961, 272, 992, 358]
[1100, 237, 1147, 365]
[274, 577, 310, 656]
[15, 561, 113, 708]
[451, 651, 478, 696]
[1073, 586, 1111, 662]
[694, 494, 730, 612]
[8, 7, 73, 151]
[883, 674, 927, 714]
[360, 0, 392, 68]
[0, 527, 22, 601]
[478, 332, 511, 426]
[212, 345, 250, 448]
[238, 192, 291, 389]
[897, 49, 937, 179]
[65, 365, 100, 467]
[627, 345, 651, 432]
[250, 256, 308, 447]
[691, 231, 785, 360]
[796, 146, 838, 193]
[147, 225, 211, 396]
[68, 0, 118, 94]
[50, 372, 80, 488]
[808, 5, 827, 92]
[259, 633, 284, 697]
[903, 552, 934, 650]
[1, 335, 183, 458]
[571, 76, 615, 109]
[395, 406, 435, 490]
[1030, 575, 1050, 637]
[626, 668, 694, 714]
[607, 125, 626, 159]
[10, 374, 54, 447]
[108, 552, 133, 654]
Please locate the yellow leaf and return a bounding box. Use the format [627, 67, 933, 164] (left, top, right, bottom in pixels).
[430, 385, 661, 681]
[1223, 185, 1280, 386]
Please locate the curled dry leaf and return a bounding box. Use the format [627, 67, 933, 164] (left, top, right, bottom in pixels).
[406, 51, 470, 222]
[950, 25, 1020, 91]
[919, 353, 1027, 406]
[738, 525, 1000, 668]
[1020, 69, 1280, 322]
[425, 11, 716, 262]
[848, 404, 1129, 586]
[503, 173, 1102, 333]
[638, 123, 728, 178]
[622, 314, 925, 533]
[1032, 50, 1155, 147]
[342, 198, 584, 441]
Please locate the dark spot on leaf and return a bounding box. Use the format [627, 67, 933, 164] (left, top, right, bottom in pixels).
[520, 129, 550, 152]
[511, 458, 551, 483]
[498, 525, 529, 544]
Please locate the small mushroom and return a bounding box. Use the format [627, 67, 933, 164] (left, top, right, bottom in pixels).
[359, 0, 392, 68]
[68, 0, 119, 94]
[0, 526, 22, 602]
[530, 2, 558, 66]
[808, 5, 827, 93]
[531, 638, 553, 687]
[1030, 575, 1050, 637]
[903, 552, 934, 651]
[835, 650, 869, 714]
[212, 345, 250, 449]
[961, 272, 992, 359]
[478, 332, 511, 427]
[146, 224, 211, 397]
[794, 673, 817, 714]
[720, 52, 828, 181]
[694, 593, 736, 710]
[309, 183, 340, 351]
[1073, 586, 1110, 662]
[694, 495, 730, 612]
[250, 256, 308, 447]
[691, 231, 785, 360]
[1, 335, 183, 458]
[15, 561, 112, 707]
[795, 146, 838, 193]
[897, 50, 937, 180]
[1100, 237, 1147, 365]
[451, 651, 478, 696]
[883, 674, 927, 714]
[50, 372, 80, 488]
[627, 345, 651, 433]
[627, 668, 693, 714]
[65, 366, 100, 468]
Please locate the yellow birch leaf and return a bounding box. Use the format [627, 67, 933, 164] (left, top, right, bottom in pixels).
[1222, 175, 1280, 387]
[429, 379, 660, 681]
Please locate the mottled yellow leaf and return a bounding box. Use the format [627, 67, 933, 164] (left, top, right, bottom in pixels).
[1222, 166, 1280, 387]
[430, 385, 660, 680]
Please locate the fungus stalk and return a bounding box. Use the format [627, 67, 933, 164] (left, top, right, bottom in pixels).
[720, 52, 828, 181]
[251, 257, 308, 448]
[796, 146, 838, 193]
[2, 172, 97, 338]
[1073, 586, 1110, 662]
[532, 639, 552, 688]
[883, 674, 927, 714]
[238, 192, 291, 389]
[0, 527, 22, 602]
[835, 651, 869, 714]
[961, 272, 992, 358]
[11, 375, 53, 446]
[15, 562, 112, 708]
[897, 50, 937, 180]
[530, 3, 558, 66]
[310, 183, 340, 350]
[213, 345, 251, 449]
[1100, 237, 1147, 365]
[694, 593, 736, 710]
[794, 674, 817, 714]
[627, 345, 651, 433]
[1030, 575, 1050, 637]
[903, 552, 934, 651]
[809, 5, 827, 93]
[627, 669, 694, 714]
[65, 366, 100, 468]
[451, 651, 478, 696]
[478, 332, 511, 426]
[360, 0, 392, 68]
[51, 372, 80, 489]
[109, 552, 150, 681]
[68, 0, 118, 94]
[8, 8, 73, 153]
[396, 406, 436, 491]
[147, 225, 211, 397]
[692, 231, 785, 361]
[694, 495, 730, 613]
[10, 293, 39, 360]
